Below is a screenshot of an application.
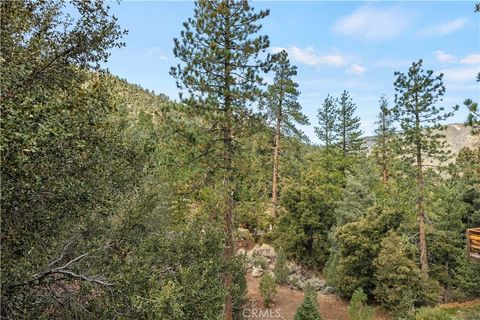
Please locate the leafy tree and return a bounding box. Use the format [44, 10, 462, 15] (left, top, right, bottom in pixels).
[262, 50, 309, 218]
[315, 95, 338, 150]
[336, 90, 364, 158]
[348, 288, 374, 320]
[170, 1, 270, 317]
[259, 272, 277, 307]
[294, 285, 322, 320]
[274, 247, 289, 285]
[373, 95, 396, 183]
[392, 59, 457, 277]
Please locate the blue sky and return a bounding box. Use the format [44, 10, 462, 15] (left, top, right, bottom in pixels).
[104, 1, 480, 143]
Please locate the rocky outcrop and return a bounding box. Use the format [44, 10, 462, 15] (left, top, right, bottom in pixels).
[240, 244, 335, 294]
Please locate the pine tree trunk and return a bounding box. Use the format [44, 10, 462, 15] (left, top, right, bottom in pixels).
[382, 162, 388, 184]
[223, 6, 234, 318]
[223, 122, 235, 320]
[415, 100, 429, 277]
[272, 118, 281, 219]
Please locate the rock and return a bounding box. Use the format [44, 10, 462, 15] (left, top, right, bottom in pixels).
[288, 262, 303, 275]
[322, 286, 336, 294]
[305, 277, 326, 291]
[252, 243, 276, 261]
[251, 266, 263, 278]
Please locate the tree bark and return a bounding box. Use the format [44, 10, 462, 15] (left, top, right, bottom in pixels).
[272, 117, 281, 219]
[223, 4, 234, 319]
[223, 122, 235, 320]
[415, 94, 429, 277]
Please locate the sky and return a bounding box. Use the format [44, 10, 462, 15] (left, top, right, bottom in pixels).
[104, 1, 480, 143]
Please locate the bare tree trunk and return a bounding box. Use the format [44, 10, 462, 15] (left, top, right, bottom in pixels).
[272, 118, 281, 219]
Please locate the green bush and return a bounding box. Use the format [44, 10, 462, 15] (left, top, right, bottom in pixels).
[259, 272, 277, 307]
[294, 284, 322, 320]
[348, 288, 374, 320]
[415, 307, 454, 320]
[274, 248, 289, 285]
[253, 255, 269, 270]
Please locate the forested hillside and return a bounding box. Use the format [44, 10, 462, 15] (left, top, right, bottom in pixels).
[1, 1, 479, 320]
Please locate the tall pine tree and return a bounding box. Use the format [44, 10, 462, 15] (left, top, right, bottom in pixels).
[170, 1, 270, 318]
[315, 95, 338, 150]
[373, 95, 395, 184]
[336, 90, 364, 158]
[262, 50, 309, 218]
[392, 59, 456, 277]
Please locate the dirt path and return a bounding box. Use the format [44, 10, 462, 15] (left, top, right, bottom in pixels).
[245, 275, 389, 320]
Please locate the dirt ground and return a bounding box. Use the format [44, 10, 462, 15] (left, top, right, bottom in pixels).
[245, 275, 390, 320]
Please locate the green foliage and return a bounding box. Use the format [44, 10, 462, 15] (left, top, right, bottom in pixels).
[253, 256, 269, 270]
[294, 285, 322, 320]
[275, 149, 343, 269]
[415, 307, 454, 320]
[373, 95, 396, 182]
[348, 288, 375, 320]
[259, 273, 277, 307]
[262, 49, 310, 138]
[315, 95, 338, 150]
[463, 98, 479, 135]
[336, 90, 364, 158]
[274, 247, 289, 285]
[392, 59, 456, 166]
[373, 232, 439, 319]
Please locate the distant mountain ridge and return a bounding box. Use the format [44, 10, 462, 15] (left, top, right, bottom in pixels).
[364, 123, 479, 155]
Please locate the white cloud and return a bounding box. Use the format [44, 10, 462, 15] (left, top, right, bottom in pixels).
[418, 18, 467, 37]
[433, 50, 456, 63]
[144, 47, 167, 60]
[347, 64, 367, 75]
[460, 54, 480, 65]
[272, 46, 346, 67]
[440, 66, 479, 82]
[333, 5, 413, 40]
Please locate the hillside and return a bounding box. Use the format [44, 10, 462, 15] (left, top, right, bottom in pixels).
[365, 124, 479, 155]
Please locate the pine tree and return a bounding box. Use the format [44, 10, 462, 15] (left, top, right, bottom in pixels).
[315, 95, 338, 150]
[348, 288, 374, 320]
[373, 95, 395, 184]
[463, 98, 479, 135]
[392, 59, 456, 277]
[259, 272, 277, 307]
[274, 247, 289, 284]
[336, 90, 364, 158]
[263, 50, 309, 218]
[294, 285, 322, 320]
[170, 1, 270, 318]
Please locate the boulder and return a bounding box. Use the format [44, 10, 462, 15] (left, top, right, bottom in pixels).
[252, 243, 276, 261]
[251, 266, 263, 278]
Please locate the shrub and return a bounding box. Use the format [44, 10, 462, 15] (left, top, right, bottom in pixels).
[348, 288, 374, 320]
[253, 255, 269, 270]
[274, 248, 289, 285]
[415, 307, 454, 320]
[294, 284, 322, 320]
[259, 273, 277, 307]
